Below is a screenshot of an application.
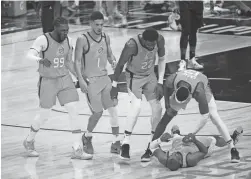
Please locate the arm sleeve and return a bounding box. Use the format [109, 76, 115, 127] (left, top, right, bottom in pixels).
[157, 34, 165, 57]
[30, 35, 48, 54]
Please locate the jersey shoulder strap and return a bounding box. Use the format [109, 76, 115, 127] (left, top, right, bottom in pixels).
[82, 33, 90, 54]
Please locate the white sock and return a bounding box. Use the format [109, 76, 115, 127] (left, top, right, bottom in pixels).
[72, 130, 82, 149]
[27, 114, 47, 141]
[150, 139, 161, 151]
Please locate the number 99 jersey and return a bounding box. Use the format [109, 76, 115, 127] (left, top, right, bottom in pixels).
[126, 35, 158, 76]
[38, 33, 70, 78]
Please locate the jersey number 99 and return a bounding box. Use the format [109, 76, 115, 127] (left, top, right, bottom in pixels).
[54, 58, 64, 68]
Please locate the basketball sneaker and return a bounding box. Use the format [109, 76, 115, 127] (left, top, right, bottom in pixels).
[120, 144, 130, 160]
[71, 145, 93, 160]
[231, 126, 243, 145]
[82, 133, 94, 154]
[187, 57, 204, 70]
[231, 148, 240, 163]
[23, 139, 39, 157]
[178, 60, 187, 71]
[111, 141, 121, 154]
[141, 143, 152, 162]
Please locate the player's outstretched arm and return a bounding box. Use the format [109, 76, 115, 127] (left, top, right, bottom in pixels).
[193, 82, 210, 134]
[112, 39, 137, 85]
[105, 34, 116, 69]
[74, 36, 88, 93]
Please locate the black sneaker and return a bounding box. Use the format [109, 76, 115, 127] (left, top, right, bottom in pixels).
[231, 148, 240, 163]
[141, 147, 152, 162]
[231, 126, 243, 145]
[120, 144, 130, 160]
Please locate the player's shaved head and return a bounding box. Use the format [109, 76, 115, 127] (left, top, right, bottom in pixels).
[53, 17, 68, 27]
[142, 28, 159, 42]
[90, 11, 104, 21]
[166, 152, 182, 171]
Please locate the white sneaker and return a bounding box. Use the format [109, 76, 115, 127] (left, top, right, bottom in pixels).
[187, 57, 204, 70]
[71, 145, 93, 160]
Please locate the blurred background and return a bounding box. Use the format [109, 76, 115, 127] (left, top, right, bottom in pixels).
[1, 0, 251, 35]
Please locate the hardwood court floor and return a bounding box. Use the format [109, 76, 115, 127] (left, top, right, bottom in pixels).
[1, 25, 251, 179]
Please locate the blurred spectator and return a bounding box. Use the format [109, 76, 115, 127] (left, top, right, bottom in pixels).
[94, 1, 127, 26]
[210, 0, 251, 16]
[36, 1, 62, 33]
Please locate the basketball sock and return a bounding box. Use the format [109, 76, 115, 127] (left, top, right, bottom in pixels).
[111, 126, 120, 143]
[72, 129, 82, 149]
[27, 112, 49, 141]
[122, 130, 132, 144]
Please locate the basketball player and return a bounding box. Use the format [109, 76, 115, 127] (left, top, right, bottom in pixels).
[23, 17, 92, 160]
[150, 125, 243, 171]
[151, 68, 241, 163]
[110, 28, 166, 161]
[175, 1, 204, 69]
[74, 11, 120, 157]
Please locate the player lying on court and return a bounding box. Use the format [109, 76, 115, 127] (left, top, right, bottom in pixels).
[150, 68, 241, 163]
[24, 17, 92, 160]
[149, 125, 243, 171]
[110, 28, 166, 161]
[74, 11, 120, 158]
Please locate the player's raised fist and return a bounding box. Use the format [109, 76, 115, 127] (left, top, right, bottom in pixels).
[39, 58, 51, 67]
[154, 83, 164, 100]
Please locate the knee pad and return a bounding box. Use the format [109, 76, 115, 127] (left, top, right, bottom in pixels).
[107, 107, 119, 127]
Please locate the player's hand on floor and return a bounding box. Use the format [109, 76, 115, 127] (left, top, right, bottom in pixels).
[154, 83, 164, 100]
[160, 132, 172, 142]
[110, 86, 119, 100]
[79, 80, 88, 93]
[39, 58, 51, 67]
